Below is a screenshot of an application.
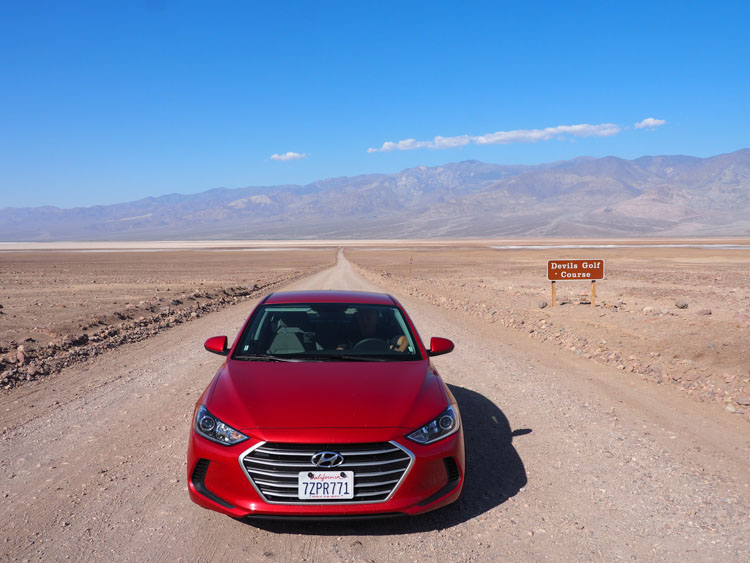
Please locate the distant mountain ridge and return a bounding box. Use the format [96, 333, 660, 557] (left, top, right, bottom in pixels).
[2, 149, 750, 240]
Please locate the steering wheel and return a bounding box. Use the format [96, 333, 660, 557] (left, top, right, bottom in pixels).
[352, 338, 389, 352]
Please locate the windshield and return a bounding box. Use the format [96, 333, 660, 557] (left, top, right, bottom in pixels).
[233, 303, 423, 361]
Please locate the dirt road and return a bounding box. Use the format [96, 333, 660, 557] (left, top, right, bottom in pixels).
[2, 251, 749, 561]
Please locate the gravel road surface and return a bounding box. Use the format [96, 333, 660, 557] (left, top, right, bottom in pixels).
[2, 252, 749, 561]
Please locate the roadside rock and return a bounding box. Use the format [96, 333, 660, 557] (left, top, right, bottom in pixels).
[16, 346, 26, 365]
[0, 271, 314, 390]
[350, 259, 750, 422]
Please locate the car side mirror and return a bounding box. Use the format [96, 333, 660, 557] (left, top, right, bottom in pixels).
[204, 336, 229, 356]
[428, 337, 454, 357]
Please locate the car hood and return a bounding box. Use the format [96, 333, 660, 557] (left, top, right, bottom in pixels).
[207, 360, 446, 431]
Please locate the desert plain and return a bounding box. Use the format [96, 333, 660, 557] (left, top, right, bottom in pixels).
[0, 247, 336, 388]
[348, 240, 750, 421]
[2, 240, 749, 419]
[1, 239, 750, 561]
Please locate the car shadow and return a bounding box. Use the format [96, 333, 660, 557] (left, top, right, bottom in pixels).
[244, 384, 529, 535]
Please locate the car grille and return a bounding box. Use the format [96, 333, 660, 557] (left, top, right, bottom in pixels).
[240, 441, 413, 504]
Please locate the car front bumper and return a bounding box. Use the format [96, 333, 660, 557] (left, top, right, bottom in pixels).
[187, 428, 465, 518]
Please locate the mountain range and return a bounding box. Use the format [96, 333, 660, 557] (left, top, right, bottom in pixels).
[3, 149, 750, 240]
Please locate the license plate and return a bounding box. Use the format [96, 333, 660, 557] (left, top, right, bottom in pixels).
[298, 471, 354, 499]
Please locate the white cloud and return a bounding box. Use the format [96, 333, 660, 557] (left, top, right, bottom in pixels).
[368, 121, 623, 152]
[634, 117, 666, 129]
[270, 151, 308, 161]
[433, 135, 472, 149]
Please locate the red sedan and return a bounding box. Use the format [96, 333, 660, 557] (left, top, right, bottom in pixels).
[187, 290, 464, 519]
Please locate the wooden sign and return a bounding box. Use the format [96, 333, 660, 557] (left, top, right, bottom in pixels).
[547, 260, 605, 281]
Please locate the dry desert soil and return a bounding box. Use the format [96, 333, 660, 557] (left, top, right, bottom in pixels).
[0, 248, 335, 388]
[1, 241, 749, 561]
[347, 243, 750, 421]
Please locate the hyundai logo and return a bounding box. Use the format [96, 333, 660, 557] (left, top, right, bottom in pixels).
[311, 451, 344, 468]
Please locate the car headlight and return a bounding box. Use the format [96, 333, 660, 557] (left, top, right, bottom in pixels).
[194, 405, 248, 446]
[407, 405, 459, 444]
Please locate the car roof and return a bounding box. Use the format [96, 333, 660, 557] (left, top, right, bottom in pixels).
[264, 290, 396, 305]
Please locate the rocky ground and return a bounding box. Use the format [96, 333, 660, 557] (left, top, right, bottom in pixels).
[346, 246, 750, 422]
[0, 249, 336, 389]
[2, 250, 749, 561]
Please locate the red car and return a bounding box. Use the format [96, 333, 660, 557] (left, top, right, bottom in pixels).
[187, 290, 464, 519]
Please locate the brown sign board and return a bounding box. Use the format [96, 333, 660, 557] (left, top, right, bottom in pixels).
[547, 259, 605, 281]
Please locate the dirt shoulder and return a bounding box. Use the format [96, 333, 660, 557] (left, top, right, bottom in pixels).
[346, 246, 750, 422]
[0, 249, 336, 389]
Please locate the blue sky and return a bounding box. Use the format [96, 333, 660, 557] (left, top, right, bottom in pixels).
[1, 1, 748, 208]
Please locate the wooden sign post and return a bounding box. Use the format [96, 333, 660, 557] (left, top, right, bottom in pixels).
[551, 281, 557, 307]
[408, 256, 413, 278]
[547, 260, 605, 306]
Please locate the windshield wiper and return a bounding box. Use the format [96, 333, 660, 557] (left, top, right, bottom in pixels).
[232, 354, 305, 362]
[233, 353, 388, 363]
[305, 354, 386, 362]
